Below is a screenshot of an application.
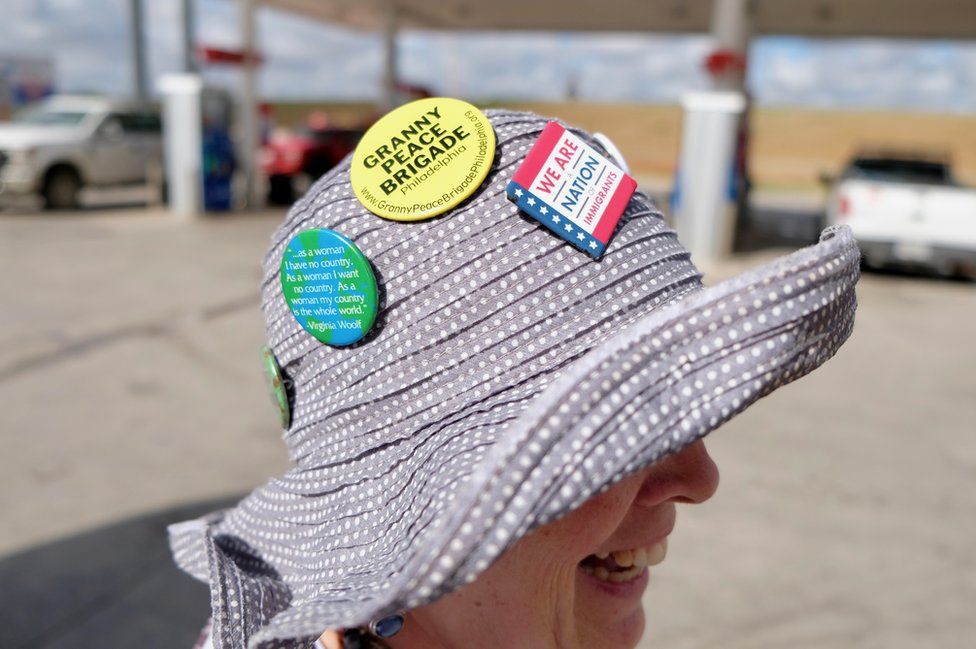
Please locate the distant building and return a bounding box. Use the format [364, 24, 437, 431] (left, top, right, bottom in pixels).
[0, 56, 55, 120]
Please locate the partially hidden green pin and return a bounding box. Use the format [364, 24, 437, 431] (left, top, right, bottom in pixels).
[262, 346, 291, 429]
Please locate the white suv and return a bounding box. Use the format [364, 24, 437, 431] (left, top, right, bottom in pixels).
[0, 95, 162, 209]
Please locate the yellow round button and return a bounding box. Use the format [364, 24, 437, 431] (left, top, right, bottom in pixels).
[350, 97, 496, 221]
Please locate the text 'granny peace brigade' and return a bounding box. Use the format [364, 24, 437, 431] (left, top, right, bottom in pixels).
[351, 97, 497, 221]
[507, 121, 637, 258]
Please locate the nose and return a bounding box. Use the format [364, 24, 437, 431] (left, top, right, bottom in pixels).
[634, 439, 720, 507]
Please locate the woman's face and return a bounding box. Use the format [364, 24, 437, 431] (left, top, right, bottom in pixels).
[391, 439, 720, 649]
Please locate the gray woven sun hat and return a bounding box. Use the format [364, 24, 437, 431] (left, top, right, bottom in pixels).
[169, 108, 860, 649]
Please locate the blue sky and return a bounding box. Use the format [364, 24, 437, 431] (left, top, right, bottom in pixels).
[3, 0, 976, 112]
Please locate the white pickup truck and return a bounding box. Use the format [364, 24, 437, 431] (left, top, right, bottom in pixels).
[824, 150, 976, 279]
[0, 95, 162, 209]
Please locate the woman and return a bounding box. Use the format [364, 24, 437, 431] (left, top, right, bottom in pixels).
[172, 103, 860, 649]
[320, 439, 719, 649]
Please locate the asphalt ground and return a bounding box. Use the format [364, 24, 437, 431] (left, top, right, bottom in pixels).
[1, 203, 973, 648]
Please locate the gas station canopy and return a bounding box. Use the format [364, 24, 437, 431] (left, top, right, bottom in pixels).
[266, 0, 976, 39]
[168, 0, 974, 256]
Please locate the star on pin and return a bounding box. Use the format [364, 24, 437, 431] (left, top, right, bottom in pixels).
[527, 197, 536, 206]
[540, 206, 548, 215]
[514, 188, 524, 197]
[551, 214, 560, 223]
[576, 232, 585, 241]
[564, 223, 572, 232]
[589, 241, 598, 250]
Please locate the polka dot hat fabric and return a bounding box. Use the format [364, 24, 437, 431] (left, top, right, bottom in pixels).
[168, 109, 861, 649]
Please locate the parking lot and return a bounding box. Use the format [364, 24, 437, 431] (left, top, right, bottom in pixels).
[1, 204, 974, 648]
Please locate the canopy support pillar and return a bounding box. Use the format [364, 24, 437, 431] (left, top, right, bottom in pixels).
[382, 0, 400, 110]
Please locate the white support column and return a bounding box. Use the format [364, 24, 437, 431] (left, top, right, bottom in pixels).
[240, 0, 263, 208]
[671, 0, 753, 262]
[674, 91, 746, 263]
[158, 74, 203, 219]
[382, 0, 399, 110]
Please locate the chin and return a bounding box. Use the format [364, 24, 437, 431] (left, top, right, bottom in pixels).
[618, 605, 646, 647]
[594, 605, 645, 649]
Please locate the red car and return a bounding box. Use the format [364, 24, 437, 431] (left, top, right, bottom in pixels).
[261, 125, 364, 205]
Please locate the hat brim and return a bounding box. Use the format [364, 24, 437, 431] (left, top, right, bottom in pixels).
[170, 225, 859, 648]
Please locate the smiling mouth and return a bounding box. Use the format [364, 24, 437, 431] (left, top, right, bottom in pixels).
[578, 539, 668, 583]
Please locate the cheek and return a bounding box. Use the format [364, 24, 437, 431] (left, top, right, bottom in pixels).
[442, 535, 582, 630]
[479, 490, 634, 600]
[428, 483, 644, 644]
[545, 485, 638, 557]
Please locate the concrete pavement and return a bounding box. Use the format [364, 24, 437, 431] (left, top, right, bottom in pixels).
[0, 205, 973, 647]
[0, 208, 292, 557]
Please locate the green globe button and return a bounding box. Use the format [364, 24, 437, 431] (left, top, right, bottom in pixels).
[280, 228, 379, 346]
[262, 346, 291, 429]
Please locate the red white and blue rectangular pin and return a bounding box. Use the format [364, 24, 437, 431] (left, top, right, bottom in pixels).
[507, 121, 637, 258]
